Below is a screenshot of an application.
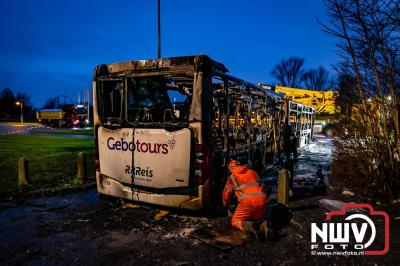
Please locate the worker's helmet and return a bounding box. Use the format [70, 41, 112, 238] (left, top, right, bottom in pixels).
[228, 160, 240, 172]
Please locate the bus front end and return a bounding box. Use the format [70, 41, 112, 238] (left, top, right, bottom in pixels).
[93, 55, 221, 211]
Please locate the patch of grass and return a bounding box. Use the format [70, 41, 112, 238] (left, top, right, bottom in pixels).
[0, 134, 95, 195]
[0, 122, 40, 126]
[33, 128, 94, 136]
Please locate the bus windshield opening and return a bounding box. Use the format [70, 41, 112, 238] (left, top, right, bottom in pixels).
[97, 75, 192, 127]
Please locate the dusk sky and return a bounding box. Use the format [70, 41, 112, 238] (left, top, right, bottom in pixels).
[0, 0, 338, 108]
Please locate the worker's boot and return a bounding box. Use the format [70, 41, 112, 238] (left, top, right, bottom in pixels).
[242, 221, 258, 239]
[243, 221, 266, 242]
[259, 220, 275, 242]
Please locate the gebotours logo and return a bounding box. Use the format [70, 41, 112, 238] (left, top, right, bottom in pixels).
[107, 137, 171, 154]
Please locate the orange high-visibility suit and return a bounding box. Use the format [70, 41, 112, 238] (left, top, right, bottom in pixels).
[222, 160, 267, 230]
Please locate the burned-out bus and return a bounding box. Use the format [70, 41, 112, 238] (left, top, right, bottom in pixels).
[93, 55, 314, 210]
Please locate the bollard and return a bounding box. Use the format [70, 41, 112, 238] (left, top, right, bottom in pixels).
[76, 152, 87, 185]
[18, 157, 29, 187]
[278, 169, 290, 206]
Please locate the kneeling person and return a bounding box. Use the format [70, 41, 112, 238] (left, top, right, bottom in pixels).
[222, 160, 270, 240]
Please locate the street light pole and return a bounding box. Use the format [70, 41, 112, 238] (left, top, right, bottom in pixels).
[16, 100, 23, 124]
[158, 0, 161, 59]
[20, 101, 23, 124]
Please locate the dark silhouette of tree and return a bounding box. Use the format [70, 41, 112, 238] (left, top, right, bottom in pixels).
[42, 97, 57, 109]
[336, 72, 357, 116]
[15, 92, 32, 106]
[0, 88, 17, 120]
[270, 57, 305, 88]
[1, 88, 15, 101]
[0, 88, 35, 121]
[301, 66, 333, 90]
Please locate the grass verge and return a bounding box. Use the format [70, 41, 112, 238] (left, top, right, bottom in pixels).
[0, 134, 95, 196]
[0, 122, 40, 126]
[32, 128, 94, 136]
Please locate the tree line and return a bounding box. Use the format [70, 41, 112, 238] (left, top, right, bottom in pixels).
[322, 0, 400, 200]
[270, 56, 335, 90]
[0, 88, 36, 122]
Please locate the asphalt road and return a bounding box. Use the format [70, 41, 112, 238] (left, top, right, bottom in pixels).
[0, 123, 45, 135]
[0, 123, 94, 139]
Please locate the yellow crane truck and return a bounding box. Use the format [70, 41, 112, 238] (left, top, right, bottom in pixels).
[259, 84, 339, 136]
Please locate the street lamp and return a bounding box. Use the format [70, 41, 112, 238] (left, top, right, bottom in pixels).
[15, 100, 23, 124]
[158, 0, 161, 59]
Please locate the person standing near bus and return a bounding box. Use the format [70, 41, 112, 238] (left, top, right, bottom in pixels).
[222, 160, 270, 240]
[283, 123, 298, 161]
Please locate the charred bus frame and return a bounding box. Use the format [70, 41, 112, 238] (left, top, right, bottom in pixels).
[93, 55, 314, 210]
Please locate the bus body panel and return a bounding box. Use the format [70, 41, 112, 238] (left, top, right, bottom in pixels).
[98, 127, 191, 189]
[96, 172, 204, 210]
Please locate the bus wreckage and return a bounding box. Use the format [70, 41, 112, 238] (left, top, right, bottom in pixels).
[93, 55, 314, 210]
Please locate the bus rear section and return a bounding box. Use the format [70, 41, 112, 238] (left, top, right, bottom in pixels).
[93, 55, 223, 210]
[97, 127, 201, 209]
[93, 55, 315, 211]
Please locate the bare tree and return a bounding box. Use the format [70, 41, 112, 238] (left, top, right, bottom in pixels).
[15, 92, 31, 106]
[42, 97, 57, 109]
[270, 57, 305, 88]
[321, 0, 400, 199]
[301, 66, 333, 90]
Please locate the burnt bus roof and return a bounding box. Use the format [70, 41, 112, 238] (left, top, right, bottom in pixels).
[93, 54, 228, 80]
[93, 54, 286, 103]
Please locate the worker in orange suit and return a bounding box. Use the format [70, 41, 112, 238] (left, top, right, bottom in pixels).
[222, 160, 270, 240]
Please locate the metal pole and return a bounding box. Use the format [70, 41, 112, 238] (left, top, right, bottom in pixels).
[87, 89, 90, 125]
[158, 0, 161, 59]
[20, 101, 23, 124]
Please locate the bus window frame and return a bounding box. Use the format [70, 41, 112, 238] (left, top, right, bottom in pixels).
[96, 73, 195, 129]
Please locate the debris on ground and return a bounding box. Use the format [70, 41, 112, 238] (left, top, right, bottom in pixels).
[123, 203, 141, 209]
[319, 199, 344, 211]
[342, 190, 355, 196]
[154, 210, 170, 221]
[191, 227, 249, 250]
[392, 199, 400, 204]
[178, 227, 197, 237]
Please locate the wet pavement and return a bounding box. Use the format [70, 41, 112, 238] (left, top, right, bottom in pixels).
[0, 188, 227, 265]
[263, 134, 331, 197]
[293, 134, 331, 195]
[0, 123, 93, 139]
[0, 190, 102, 265]
[0, 123, 45, 135]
